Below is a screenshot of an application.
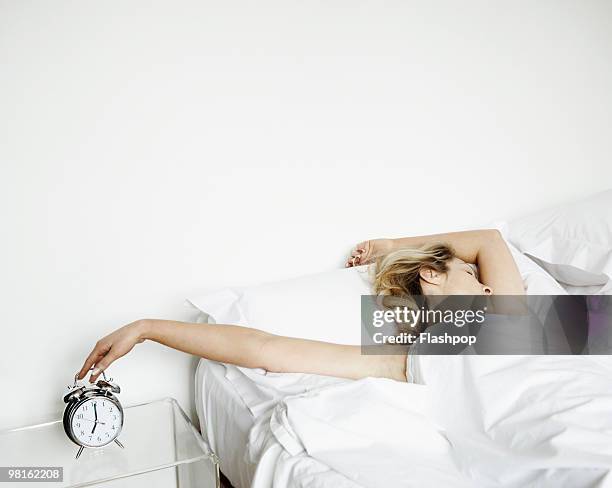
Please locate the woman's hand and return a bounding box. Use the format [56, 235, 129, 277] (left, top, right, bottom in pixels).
[346, 238, 394, 267]
[76, 320, 149, 383]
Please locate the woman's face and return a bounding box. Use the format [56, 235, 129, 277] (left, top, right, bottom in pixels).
[420, 257, 491, 295]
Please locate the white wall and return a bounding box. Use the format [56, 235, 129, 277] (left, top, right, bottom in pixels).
[1, 0, 611, 431]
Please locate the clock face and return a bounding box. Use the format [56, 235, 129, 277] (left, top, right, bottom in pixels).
[70, 397, 122, 447]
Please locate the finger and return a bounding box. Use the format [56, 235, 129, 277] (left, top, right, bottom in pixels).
[355, 241, 368, 252]
[77, 343, 109, 380]
[360, 242, 372, 261]
[352, 243, 367, 259]
[89, 349, 119, 383]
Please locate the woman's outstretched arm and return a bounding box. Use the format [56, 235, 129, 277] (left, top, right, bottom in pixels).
[77, 319, 408, 384]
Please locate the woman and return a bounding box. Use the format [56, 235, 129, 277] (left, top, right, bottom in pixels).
[76, 229, 524, 385]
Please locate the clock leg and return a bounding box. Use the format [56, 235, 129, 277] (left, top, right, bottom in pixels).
[75, 446, 85, 459]
[114, 438, 125, 449]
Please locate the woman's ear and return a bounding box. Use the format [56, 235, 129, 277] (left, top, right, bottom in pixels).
[419, 266, 443, 286]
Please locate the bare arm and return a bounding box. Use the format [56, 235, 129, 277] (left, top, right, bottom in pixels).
[77, 319, 407, 384]
[349, 229, 524, 295]
[394, 229, 523, 294]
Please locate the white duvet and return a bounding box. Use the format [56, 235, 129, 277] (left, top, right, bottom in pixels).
[247, 354, 612, 488]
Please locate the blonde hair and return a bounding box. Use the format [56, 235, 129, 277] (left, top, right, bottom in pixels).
[372, 242, 455, 297]
[371, 243, 455, 335]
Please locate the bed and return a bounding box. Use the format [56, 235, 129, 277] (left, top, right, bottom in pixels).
[191, 191, 612, 488]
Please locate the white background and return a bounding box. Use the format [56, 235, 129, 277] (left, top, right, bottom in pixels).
[1, 0, 611, 430]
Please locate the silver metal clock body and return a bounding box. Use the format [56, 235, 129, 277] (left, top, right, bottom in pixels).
[63, 371, 125, 459]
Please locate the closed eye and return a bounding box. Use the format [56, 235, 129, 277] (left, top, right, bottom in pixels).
[465, 264, 478, 278]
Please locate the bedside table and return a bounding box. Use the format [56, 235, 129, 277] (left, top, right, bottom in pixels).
[0, 397, 219, 487]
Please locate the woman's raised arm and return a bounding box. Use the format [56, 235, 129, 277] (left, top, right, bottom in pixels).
[348, 229, 524, 295]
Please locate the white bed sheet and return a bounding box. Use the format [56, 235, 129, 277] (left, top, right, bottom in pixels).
[195, 358, 258, 488]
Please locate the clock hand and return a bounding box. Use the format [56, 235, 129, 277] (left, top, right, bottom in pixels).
[83, 418, 106, 425]
[94, 403, 97, 421]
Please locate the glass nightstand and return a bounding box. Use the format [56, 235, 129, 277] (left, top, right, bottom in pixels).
[0, 397, 219, 487]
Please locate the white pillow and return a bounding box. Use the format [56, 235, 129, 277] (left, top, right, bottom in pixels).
[187, 266, 373, 346]
[490, 222, 567, 295]
[505, 240, 568, 295]
[505, 190, 612, 286]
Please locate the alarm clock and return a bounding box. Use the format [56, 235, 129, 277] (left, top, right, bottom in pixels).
[63, 368, 125, 459]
